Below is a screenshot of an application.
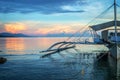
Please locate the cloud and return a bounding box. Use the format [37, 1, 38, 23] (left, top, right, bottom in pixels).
[0, 20, 86, 35]
[0, 0, 86, 14]
[4, 23, 26, 33]
[35, 23, 84, 35]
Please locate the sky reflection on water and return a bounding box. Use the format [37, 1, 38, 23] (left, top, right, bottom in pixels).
[0, 37, 66, 55]
[0, 37, 119, 80]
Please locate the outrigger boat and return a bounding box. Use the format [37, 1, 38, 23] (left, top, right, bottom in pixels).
[40, 0, 120, 78]
[41, 0, 120, 59]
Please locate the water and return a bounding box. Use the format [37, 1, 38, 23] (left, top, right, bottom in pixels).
[0, 37, 117, 80]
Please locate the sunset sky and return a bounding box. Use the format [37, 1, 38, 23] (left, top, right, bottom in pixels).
[0, 0, 120, 36]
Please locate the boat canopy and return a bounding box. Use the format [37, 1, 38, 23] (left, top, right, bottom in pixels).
[90, 20, 120, 31]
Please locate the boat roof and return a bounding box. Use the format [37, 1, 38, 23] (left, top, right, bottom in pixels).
[90, 20, 120, 31]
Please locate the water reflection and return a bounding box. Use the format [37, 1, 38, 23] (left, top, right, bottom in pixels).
[37, 38, 66, 49]
[3, 38, 26, 54]
[42, 50, 108, 80]
[0, 37, 66, 54]
[41, 49, 120, 80]
[0, 37, 119, 80]
[6, 38, 25, 51]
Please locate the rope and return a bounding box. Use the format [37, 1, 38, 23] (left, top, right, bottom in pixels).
[74, 3, 114, 46]
[117, 4, 120, 7]
[56, 3, 114, 51]
[89, 27, 94, 40]
[65, 3, 114, 43]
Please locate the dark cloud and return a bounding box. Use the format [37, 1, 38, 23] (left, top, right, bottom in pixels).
[0, 0, 86, 14]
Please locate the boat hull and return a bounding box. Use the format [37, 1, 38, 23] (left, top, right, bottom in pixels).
[109, 43, 120, 78]
[110, 43, 120, 60]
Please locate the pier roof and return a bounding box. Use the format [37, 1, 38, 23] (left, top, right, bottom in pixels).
[90, 21, 120, 31]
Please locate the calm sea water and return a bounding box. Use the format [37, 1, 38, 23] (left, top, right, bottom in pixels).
[0, 37, 117, 80]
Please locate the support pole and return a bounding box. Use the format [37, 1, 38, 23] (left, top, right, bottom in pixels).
[114, 0, 117, 42]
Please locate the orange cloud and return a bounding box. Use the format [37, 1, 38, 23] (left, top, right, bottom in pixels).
[36, 25, 75, 35]
[5, 23, 26, 33]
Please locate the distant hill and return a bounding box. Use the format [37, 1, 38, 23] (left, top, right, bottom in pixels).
[0, 32, 74, 37]
[0, 32, 29, 37]
[0, 32, 91, 37]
